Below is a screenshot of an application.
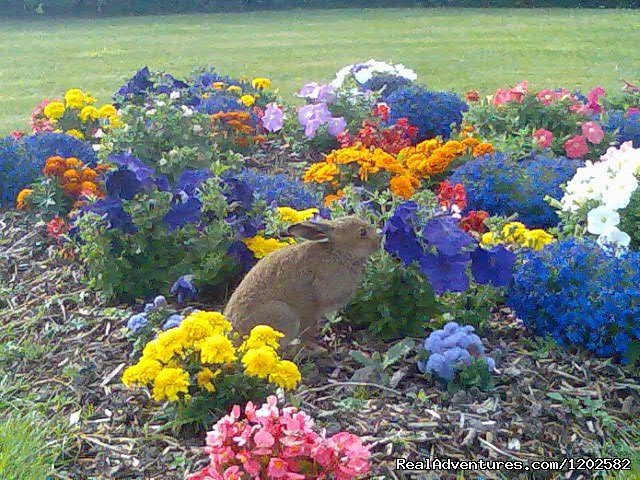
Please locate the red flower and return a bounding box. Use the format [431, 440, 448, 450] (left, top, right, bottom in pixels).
[46, 216, 68, 239]
[437, 181, 467, 211]
[465, 90, 480, 102]
[373, 103, 390, 121]
[460, 210, 489, 234]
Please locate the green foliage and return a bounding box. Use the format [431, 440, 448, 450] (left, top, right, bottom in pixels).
[0, 412, 58, 480]
[349, 338, 415, 386]
[435, 284, 504, 331]
[75, 181, 237, 302]
[101, 102, 216, 182]
[345, 251, 440, 340]
[619, 189, 640, 250]
[447, 358, 494, 393]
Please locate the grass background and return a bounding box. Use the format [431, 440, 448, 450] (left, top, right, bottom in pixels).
[0, 8, 639, 134]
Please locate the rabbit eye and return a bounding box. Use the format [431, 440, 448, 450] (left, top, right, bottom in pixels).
[359, 228, 368, 238]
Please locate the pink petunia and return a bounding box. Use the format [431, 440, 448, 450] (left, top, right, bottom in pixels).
[564, 135, 589, 159]
[492, 88, 512, 106]
[581, 121, 605, 144]
[532, 128, 554, 149]
[626, 107, 640, 117]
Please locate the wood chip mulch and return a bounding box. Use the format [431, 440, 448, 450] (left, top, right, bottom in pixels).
[1, 210, 638, 480]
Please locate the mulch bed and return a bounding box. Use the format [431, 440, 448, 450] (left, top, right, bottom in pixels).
[1, 210, 638, 480]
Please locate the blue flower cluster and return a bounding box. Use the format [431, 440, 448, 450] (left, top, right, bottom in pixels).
[114, 67, 189, 106]
[418, 322, 495, 381]
[507, 238, 640, 363]
[363, 74, 413, 99]
[1, 137, 36, 206]
[126, 294, 185, 332]
[606, 111, 640, 148]
[0, 133, 98, 206]
[384, 85, 468, 141]
[229, 169, 322, 210]
[383, 201, 516, 294]
[448, 153, 582, 229]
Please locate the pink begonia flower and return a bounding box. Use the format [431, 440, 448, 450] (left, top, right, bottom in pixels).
[626, 107, 640, 117]
[493, 81, 528, 106]
[261, 103, 284, 133]
[254, 428, 275, 449]
[222, 466, 242, 480]
[266, 458, 289, 478]
[533, 128, 554, 149]
[581, 121, 605, 144]
[492, 88, 512, 106]
[509, 81, 528, 102]
[565, 135, 590, 158]
[536, 89, 557, 106]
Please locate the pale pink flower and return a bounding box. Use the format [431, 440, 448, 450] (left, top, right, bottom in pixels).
[565, 135, 589, 158]
[581, 121, 605, 144]
[532, 128, 554, 149]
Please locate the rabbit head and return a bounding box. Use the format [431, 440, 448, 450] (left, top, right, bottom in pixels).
[287, 215, 381, 260]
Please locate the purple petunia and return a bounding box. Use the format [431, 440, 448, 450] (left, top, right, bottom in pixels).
[261, 103, 284, 133]
[471, 245, 517, 287]
[163, 197, 202, 231]
[419, 252, 470, 294]
[423, 216, 475, 256]
[170, 274, 197, 304]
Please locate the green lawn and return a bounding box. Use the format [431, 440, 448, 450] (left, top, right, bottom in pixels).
[1, 8, 639, 134]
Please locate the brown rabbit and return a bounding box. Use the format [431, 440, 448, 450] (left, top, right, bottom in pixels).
[224, 216, 381, 348]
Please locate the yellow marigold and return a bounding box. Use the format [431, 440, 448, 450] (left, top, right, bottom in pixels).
[227, 85, 242, 95]
[98, 104, 117, 118]
[196, 367, 220, 392]
[122, 358, 162, 387]
[84, 95, 97, 105]
[108, 115, 123, 128]
[143, 333, 183, 364]
[502, 222, 527, 243]
[472, 142, 495, 157]
[240, 95, 255, 107]
[199, 334, 237, 364]
[268, 360, 301, 390]
[442, 140, 466, 156]
[252, 78, 271, 90]
[243, 235, 294, 259]
[277, 207, 319, 224]
[65, 157, 83, 169]
[481, 232, 498, 247]
[178, 315, 215, 347]
[414, 138, 443, 155]
[16, 189, 32, 210]
[66, 129, 84, 140]
[461, 137, 481, 149]
[522, 229, 555, 251]
[240, 325, 285, 352]
[79, 105, 98, 122]
[390, 175, 421, 199]
[375, 151, 406, 175]
[212, 82, 225, 89]
[187, 311, 232, 334]
[303, 162, 340, 184]
[64, 89, 86, 109]
[152, 367, 190, 402]
[43, 101, 65, 120]
[241, 346, 279, 379]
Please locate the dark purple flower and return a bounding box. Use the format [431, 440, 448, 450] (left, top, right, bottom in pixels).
[228, 240, 256, 273]
[105, 169, 146, 201]
[222, 177, 254, 210]
[470, 245, 516, 287]
[163, 197, 202, 231]
[88, 199, 137, 234]
[176, 169, 211, 196]
[423, 216, 475, 256]
[419, 252, 470, 294]
[109, 153, 155, 182]
[383, 202, 424, 266]
[170, 275, 197, 304]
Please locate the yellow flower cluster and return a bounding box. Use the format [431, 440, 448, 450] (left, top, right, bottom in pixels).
[42, 89, 121, 129]
[303, 137, 492, 200]
[122, 312, 301, 402]
[277, 207, 318, 224]
[481, 222, 555, 251]
[252, 77, 272, 90]
[243, 234, 295, 259]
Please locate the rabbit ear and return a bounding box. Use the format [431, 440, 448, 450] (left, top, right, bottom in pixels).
[287, 221, 332, 241]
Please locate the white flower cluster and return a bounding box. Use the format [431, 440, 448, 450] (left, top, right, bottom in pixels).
[560, 141, 640, 250]
[331, 59, 417, 88]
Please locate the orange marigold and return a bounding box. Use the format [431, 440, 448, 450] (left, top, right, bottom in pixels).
[63, 182, 81, 196]
[43, 156, 67, 177]
[472, 142, 495, 157]
[462, 137, 481, 149]
[80, 181, 99, 196]
[390, 175, 421, 199]
[441, 140, 466, 156]
[16, 188, 33, 210]
[80, 168, 98, 182]
[95, 164, 112, 174]
[62, 169, 80, 182]
[65, 157, 83, 169]
[303, 162, 340, 184]
[323, 190, 344, 207]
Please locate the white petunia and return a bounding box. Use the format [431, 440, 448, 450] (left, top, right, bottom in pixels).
[181, 105, 194, 117]
[597, 227, 631, 249]
[587, 206, 620, 235]
[603, 174, 638, 210]
[170, 91, 181, 100]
